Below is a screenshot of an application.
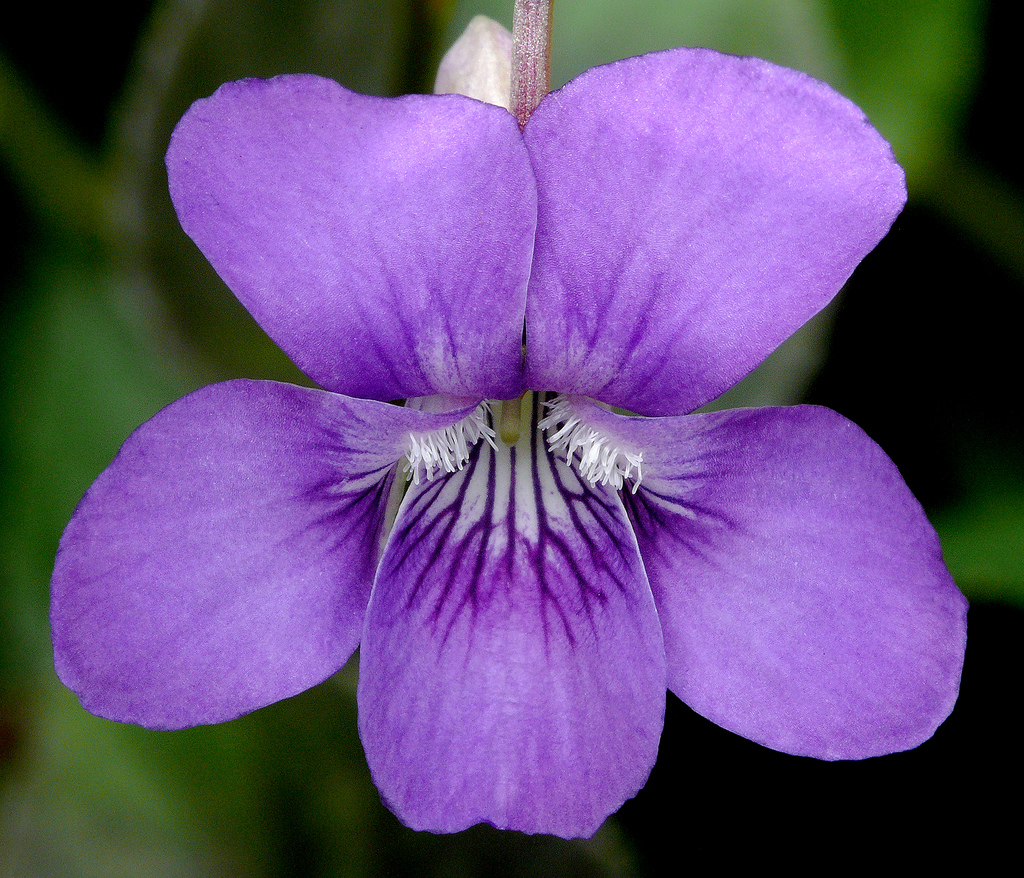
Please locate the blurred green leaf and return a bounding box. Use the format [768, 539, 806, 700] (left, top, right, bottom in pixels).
[1, 685, 225, 878]
[446, 0, 842, 83]
[446, 0, 984, 183]
[934, 442, 1024, 606]
[1, 251, 194, 674]
[0, 53, 107, 239]
[828, 0, 984, 183]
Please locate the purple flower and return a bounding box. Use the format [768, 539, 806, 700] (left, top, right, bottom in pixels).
[51, 47, 967, 838]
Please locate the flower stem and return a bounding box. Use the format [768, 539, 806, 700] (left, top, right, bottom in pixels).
[509, 0, 553, 128]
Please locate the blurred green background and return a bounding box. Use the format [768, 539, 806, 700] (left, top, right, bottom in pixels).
[1, 1, 1020, 873]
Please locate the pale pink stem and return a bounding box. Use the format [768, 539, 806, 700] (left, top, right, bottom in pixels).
[509, 0, 553, 129]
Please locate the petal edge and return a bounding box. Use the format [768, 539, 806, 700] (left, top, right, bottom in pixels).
[565, 399, 966, 758]
[51, 381, 481, 729]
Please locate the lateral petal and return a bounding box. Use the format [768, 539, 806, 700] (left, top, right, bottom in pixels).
[523, 49, 906, 414]
[565, 399, 966, 759]
[51, 380, 478, 729]
[167, 75, 533, 402]
[359, 400, 665, 837]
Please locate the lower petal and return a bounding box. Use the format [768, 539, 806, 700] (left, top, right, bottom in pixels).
[359, 398, 665, 837]
[51, 380, 478, 729]
[571, 399, 967, 759]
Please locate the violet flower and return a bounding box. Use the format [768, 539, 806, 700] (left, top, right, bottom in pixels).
[51, 45, 967, 839]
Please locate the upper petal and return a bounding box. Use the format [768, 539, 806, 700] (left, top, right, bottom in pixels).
[562, 399, 966, 759]
[167, 75, 534, 402]
[51, 380, 479, 729]
[359, 398, 665, 837]
[523, 48, 906, 414]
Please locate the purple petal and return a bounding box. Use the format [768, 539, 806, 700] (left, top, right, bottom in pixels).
[51, 381, 479, 729]
[562, 398, 966, 759]
[167, 75, 534, 402]
[523, 49, 906, 415]
[359, 399, 665, 837]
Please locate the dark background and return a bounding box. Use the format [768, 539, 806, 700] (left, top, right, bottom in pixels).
[2, 1, 1019, 873]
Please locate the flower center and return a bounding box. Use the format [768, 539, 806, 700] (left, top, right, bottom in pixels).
[402, 395, 643, 493]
